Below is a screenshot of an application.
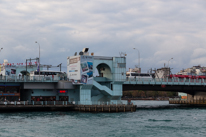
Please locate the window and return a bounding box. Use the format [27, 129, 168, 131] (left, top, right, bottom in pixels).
[118, 63, 126, 68]
[70, 57, 80, 64]
[131, 73, 151, 77]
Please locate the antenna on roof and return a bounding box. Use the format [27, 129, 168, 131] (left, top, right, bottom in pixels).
[119, 52, 127, 57]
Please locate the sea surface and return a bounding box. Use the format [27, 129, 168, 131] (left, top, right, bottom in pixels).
[0, 101, 206, 137]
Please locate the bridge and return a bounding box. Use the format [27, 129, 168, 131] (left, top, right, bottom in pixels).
[123, 78, 206, 103]
[1, 75, 206, 105]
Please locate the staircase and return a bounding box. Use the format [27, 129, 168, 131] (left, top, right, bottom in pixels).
[91, 94, 104, 101]
[93, 80, 113, 96]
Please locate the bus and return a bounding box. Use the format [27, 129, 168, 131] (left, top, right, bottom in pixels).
[30, 70, 64, 80]
[126, 72, 153, 81]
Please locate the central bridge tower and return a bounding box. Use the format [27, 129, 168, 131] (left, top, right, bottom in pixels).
[67, 48, 126, 105]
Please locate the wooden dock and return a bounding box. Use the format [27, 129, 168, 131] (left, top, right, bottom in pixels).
[74, 105, 136, 112]
[169, 99, 206, 105]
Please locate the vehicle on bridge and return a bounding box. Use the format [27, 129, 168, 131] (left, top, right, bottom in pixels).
[30, 70, 64, 80]
[126, 72, 153, 81]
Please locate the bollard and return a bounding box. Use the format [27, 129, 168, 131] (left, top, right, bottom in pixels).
[24, 101, 25, 105]
[63, 101, 64, 105]
[15, 101, 16, 105]
[33, 101, 34, 105]
[54, 101, 55, 105]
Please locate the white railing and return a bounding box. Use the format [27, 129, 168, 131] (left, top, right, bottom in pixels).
[73, 100, 128, 105]
[0, 101, 129, 106]
[0, 75, 67, 82]
[126, 78, 206, 84]
[0, 101, 73, 105]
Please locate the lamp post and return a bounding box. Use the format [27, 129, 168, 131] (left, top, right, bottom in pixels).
[133, 48, 140, 78]
[35, 41, 40, 78]
[57, 63, 62, 72]
[168, 58, 173, 68]
[168, 58, 173, 76]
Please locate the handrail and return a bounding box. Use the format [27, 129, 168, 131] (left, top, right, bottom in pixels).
[0, 101, 73, 105]
[125, 78, 206, 85]
[0, 75, 67, 82]
[0, 100, 129, 106]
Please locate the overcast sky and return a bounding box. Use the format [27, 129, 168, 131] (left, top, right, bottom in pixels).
[0, 0, 206, 73]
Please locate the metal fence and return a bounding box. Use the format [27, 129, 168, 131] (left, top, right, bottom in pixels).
[125, 77, 206, 85]
[0, 75, 67, 82]
[73, 100, 129, 105]
[0, 100, 129, 106]
[0, 101, 73, 105]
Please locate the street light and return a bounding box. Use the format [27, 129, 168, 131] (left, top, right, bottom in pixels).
[57, 63, 62, 72]
[168, 58, 173, 68]
[133, 48, 140, 79]
[133, 48, 140, 69]
[168, 58, 173, 76]
[35, 41, 40, 78]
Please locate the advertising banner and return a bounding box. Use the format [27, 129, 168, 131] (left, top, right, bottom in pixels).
[68, 55, 93, 84]
[68, 56, 81, 84]
[80, 55, 93, 84]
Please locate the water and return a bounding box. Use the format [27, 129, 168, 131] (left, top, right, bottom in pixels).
[0, 101, 206, 137]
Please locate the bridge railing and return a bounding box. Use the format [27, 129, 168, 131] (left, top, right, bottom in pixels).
[0, 101, 130, 106]
[73, 100, 129, 105]
[0, 75, 67, 82]
[0, 101, 73, 105]
[125, 77, 206, 84]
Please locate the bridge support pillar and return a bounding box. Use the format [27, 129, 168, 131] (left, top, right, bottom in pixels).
[187, 92, 206, 101]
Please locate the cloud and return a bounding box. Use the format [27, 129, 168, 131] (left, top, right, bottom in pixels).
[0, 0, 206, 73]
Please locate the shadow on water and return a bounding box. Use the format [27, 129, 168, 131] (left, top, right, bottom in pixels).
[135, 105, 206, 110]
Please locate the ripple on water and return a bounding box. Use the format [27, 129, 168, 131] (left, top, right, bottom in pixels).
[0, 101, 206, 137]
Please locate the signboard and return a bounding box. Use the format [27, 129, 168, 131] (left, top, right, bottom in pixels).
[68, 56, 81, 83]
[58, 90, 68, 93]
[80, 55, 93, 84]
[68, 55, 93, 84]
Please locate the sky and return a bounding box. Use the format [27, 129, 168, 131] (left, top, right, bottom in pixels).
[0, 0, 206, 73]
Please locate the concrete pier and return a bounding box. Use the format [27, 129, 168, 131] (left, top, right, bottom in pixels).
[0, 103, 136, 112]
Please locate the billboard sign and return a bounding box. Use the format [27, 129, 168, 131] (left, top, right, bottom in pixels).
[68, 55, 93, 84]
[68, 56, 81, 83]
